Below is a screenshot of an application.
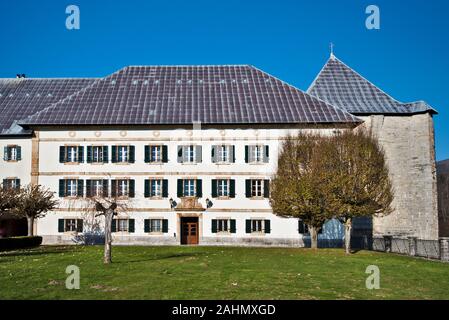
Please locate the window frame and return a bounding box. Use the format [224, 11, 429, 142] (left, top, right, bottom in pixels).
[91, 146, 104, 163]
[117, 145, 129, 163]
[149, 219, 163, 233]
[116, 218, 129, 232]
[251, 179, 263, 198]
[183, 179, 196, 197]
[251, 219, 264, 234]
[66, 146, 78, 163]
[66, 179, 78, 197]
[217, 179, 230, 198]
[217, 218, 231, 233]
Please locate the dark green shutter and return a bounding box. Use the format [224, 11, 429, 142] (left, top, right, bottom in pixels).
[245, 179, 251, 198]
[78, 146, 84, 163]
[298, 220, 305, 234]
[211, 219, 217, 233]
[162, 219, 168, 233]
[211, 179, 217, 198]
[2, 179, 6, 190]
[15, 179, 20, 190]
[177, 179, 183, 197]
[263, 180, 270, 198]
[162, 145, 168, 163]
[244, 146, 249, 163]
[59, 146, 65, 163]
[58, 219, 65, 232]
[263, 145, 269, 163]
[245, 220, 252, 233]
[231, 146, 235, 163]
[162, 179, 168, 198]
[77, 180, 84, 197]
[77, 219, 83, 232]
[230, 220, 236, 233]
[144, 179, 150, 197]
[17, 146, 22, 161]
[196, 179, 202, 198]
[211, 146, 216, 163]
[144, 146, 150, 163]
[102, 180, 109, 197]
[86, 180, 92, 197]
[103, 146, 108, 163]
[264, 220, 271, 234]
[128, 219, 135, 233]
[177, 146, 183, 163]
[111, 146, 117, 163]
[86, 146, 92, 163]
[229, 180, 235, 198]
[129, 180, 135, 197]
[144, 219, 150, 233]
[59, 180, 65, 197]
[111, 219, 116, 233]
[3, 146, 7, 161]
[129, 146, 135, 163]
[111, 180, 117, 197]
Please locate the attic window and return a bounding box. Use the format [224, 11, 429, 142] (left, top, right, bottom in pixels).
[219, 80, 225, 84]
[154, 80, 160, 84]
[9, 94, 13, 97]
[177, 80, 182, 84]
[199, 80, 203, 84]
[143, 80, 149, 85]
[187, 80, 192, 84]
[242, 79, 248, 83]
[111, 80, 116, 85]
[47, 93, 53, 97]
[132, 80, 138, 85]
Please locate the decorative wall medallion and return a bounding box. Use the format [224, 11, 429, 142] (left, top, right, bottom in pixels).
[153, 131, 160, 137]
[219, 129, 226, 136]
[120, 130, 127, 137]
[253, 129, 259, 136]
[68, 131, 76, 137]
[186, 130, 193, 137]
[94, 131, 102, 137]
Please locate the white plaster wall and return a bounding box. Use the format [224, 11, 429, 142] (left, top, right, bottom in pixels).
[0, 137, 32, 186]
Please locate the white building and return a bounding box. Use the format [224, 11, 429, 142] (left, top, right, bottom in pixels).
[0, 55, 439, 245]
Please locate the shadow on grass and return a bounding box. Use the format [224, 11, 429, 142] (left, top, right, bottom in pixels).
[113, 252, 203, 264]
[0, 246, 74, 260]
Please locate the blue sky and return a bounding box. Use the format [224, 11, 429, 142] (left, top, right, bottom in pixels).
[0, 0, 447, 160]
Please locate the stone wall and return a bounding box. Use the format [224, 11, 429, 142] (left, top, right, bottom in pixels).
[358, 113, 439, 240]
[437, 160, 449, 237]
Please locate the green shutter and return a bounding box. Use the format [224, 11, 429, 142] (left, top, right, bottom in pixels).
[263, 145, 269, 163]
[162, 219, 168, 233]
[129, 180, 135, 197]
[111, 146, 117, 163]
[177, 146, 183, 163]
[59, 180, 65, 197]
[196, 179, 202, 198]
[263, 180, 270, 198]
[102, 180, 109, 197]
[144, 146, 150, 163]
[244, 146, 249, 163]
[298, 220, 305, 234]
[229, 180, 235, 198]
[144, 179, 150, 197]
[111, 219, 116, 233]
[264, 220, 271, 234]
[85, 180, 92, 197]
[245, 220, 252, 233]
[3, 146, 7, 161]
[162, 179, 168, 198]
[58, 219, 65, 233]
[129, 146, 135, 163]
[144, 219, 150, 233]
[77, 219, 83, 232]
[77, 180, 84, 197]
[2, 179, 6, 190]
[245, 180, 251, 198]
[59, 146, 65, 163]
[162, 145, 168, 163]
[102, 146, 108, 163]
[86, 146, 92, 163]
[111, 180, 117, 197]
[128, 219, 135, 233]
[177, 179, 183, 197]
[211, 219, 217, 233]
[211, 179, 217, 198]
[230, 220, 236, 233]
[16, 146, 22, 161]
[78, 146, 84, 163]
[15, 179, 20, 190]
[231, 145, 235, 163]
[211, 146, 216, 163]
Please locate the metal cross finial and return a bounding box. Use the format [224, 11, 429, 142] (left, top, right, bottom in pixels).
[329, 42, 335, 59]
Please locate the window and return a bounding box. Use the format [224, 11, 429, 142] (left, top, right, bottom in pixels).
[58, 219, 83, 233]
[211, 219, 236, 233]
[177, 179, 202, 198]
[87, 179, 104, 197]
[145, 145, 168, 163]
[151, 179, 162, 197]
[211, 145, 234, 163]
[145, 179, 168, 198]
[112, 218, 135, 233]
[217, 219, 229, 232]
[245, 145, 269, 163]
[60, 146, 83, 163]
[67, 179, 78, 197]
[112, 145, 135, 163]
[118, 146, 128, 162]
[2, 178, 20, 190]
[183, 179, 195, 197]
[117, 219, 128, 232]
[59, 179, 83, 197]
[118, 180, 129, 197]
[151, 146, 161, 162]
[218, 179, 229, 197]
[3, 145, 21, 161]
[245, 179, 270, 198]
[150, 219, 162, 232]
[219, 145, 228, 162]
[86, 146, 106, 163]
[178, 145, 201, 163]
[246, 219, 270, 234]
[67, 146, 77, 162]
[111, 179, 135, 198]
[251, 180, 262, 197]
[144, 219, 168, 233]
[211, 179, 235, 198]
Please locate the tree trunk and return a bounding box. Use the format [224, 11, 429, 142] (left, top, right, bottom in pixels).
[344, 218, 352, 254]
[104, 209, 114, 264]
[309, 226, 318, 249]
[27, 216, 34, 236]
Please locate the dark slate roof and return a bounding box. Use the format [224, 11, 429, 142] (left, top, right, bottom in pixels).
[20, 65, 360, 126]
[0, 78, 96, 134]
[307, 55, 437, 115]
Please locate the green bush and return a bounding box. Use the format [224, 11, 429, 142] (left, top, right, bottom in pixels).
[0, 236, 43, 251]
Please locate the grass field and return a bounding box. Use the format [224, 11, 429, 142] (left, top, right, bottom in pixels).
[0, 245, 448, 300]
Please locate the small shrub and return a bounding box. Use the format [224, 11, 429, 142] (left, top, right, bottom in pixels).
[0, 236, 43, 251]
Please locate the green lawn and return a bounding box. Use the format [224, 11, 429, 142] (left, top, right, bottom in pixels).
[0, 245, 448, 300]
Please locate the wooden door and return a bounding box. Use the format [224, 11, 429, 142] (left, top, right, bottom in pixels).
[181, 220, 199, 245]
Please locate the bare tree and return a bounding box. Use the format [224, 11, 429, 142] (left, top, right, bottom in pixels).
[270, 132, 334, 249]
[0, 187, 20, 218]
[14, 184, 58, 236]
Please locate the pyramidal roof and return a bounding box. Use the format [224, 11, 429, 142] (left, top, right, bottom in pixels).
[307, 54, 437, 115]
[19, 65, 360, 127]
[0, 78, 96, 134]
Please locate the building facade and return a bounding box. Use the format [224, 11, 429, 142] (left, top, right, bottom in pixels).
[437, 159, 449, 237]
[0, 55, 440, 245]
